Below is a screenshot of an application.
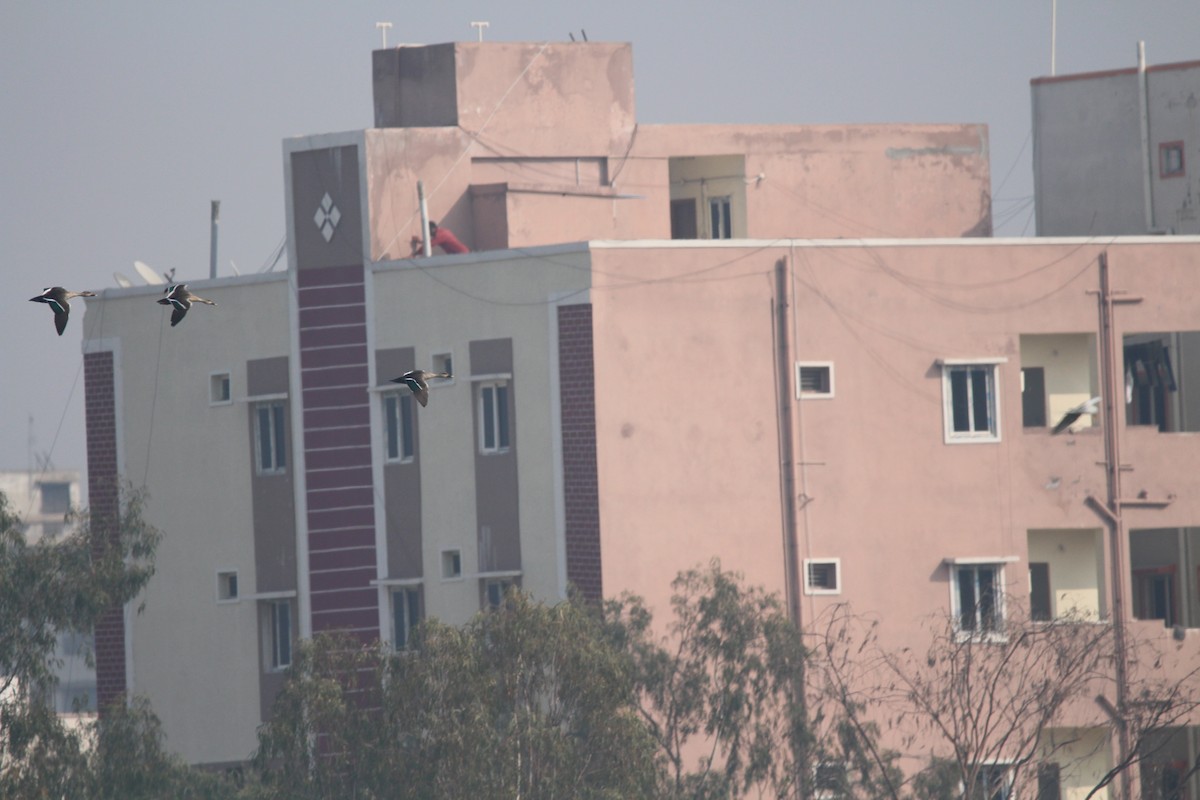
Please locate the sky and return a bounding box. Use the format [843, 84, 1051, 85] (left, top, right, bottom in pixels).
[3, 1, 1199, 501]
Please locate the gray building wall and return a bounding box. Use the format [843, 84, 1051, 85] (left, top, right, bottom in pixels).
[1033, 59, 1200, 236]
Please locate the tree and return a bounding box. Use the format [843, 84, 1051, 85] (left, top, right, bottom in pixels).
[252, 590, 660, 799]
[607, 561, 810, 800]
[0, 484, 160, 796]
[0, 485, 236, 799]
[813, 599, 1200, 800]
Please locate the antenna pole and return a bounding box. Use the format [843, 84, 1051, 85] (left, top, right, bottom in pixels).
[376, 22, 392, 49]
[470, 21, 490, 42]
[210, 200, 220, 279]
[1049, 0, 1057, 75]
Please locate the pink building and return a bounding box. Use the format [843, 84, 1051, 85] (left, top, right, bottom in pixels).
[80, 40, 1199, 793]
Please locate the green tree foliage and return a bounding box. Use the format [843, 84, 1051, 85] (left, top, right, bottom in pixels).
[252, 590, 660, 799]
[607, 561, 811, 800]
[0, 485, 236, 799]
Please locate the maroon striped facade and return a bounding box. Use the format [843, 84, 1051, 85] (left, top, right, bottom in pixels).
[557, 304, 602, 601]
[84, 349, 125, 711]
[297, 264, 379, 638]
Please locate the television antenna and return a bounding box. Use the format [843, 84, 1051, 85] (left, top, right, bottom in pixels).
[376, 21, 392, 48]
[470, 21, 489, 42]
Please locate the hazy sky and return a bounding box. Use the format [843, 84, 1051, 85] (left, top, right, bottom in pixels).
[4, 2, 1199, 499]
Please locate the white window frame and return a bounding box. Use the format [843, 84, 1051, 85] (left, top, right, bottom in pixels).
[209, 371, 232, 406]
[216, 569, 239, 603]
[264, 599, 292, 671]
[477, 379, 511, 454]
[441, 548, 463, 581]
[431, 351, 455, 386]
[803, 558, 841, 595]
[945, 556, 1017, 639]
[254, 400, 288, 475]
[391, 586, 422, 650]
[383, 391, 416, 463]
[940, 358, 1006, 444]
[797, 361, 835, 399]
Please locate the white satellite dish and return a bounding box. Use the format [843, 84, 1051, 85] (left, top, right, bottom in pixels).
[133, 261, 166, 285]
[113, 272, 134, 288]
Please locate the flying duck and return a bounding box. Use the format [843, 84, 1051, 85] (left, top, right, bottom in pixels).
[1051, 396, 1102, 435]
[390, 370, 452, 407]
[157, 284, 216, 327]
[30, 287, 97, 335]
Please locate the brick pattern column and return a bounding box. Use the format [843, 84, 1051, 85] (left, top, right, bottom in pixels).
[84, 350, 125, 712]
[297, 264, 380, 639]
[557, 304, 602, 601]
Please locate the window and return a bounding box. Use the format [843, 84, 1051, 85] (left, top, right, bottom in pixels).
[210, 372, 231, 405]
[266, 600, 292, 670]
[479, 382, 511, 454]
[804, 559, 841, 594]
[217, 570, 239, 602]
[1029, 562, 1051, 621]
[1159, 141, 1185, 178]
[483, 577, 516, 610]
[941, 361, 1002, 443]
[255, 401, 287, 474]
[1037, 763, 1062, 800]
[432, 352, 454, 380]
[1133, 565, 1178, 627]
[709, 195, 732, 239]
[38, 482, 71, 515]
[383, 392, 416, 462]
[392, 587, 422, 650]
[1020, 366, 1046, 428]
[972, 764, 1014, 800]
[953, 563, 1004, 634]
[797, 362, 834, 399]
[441, 549, 462, 580]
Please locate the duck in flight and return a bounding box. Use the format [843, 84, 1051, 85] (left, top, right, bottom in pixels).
[390, 370, 452, 407]
[30, 287, 97, 335]
[158, 284, 216, 327]
[1052, 396, 1101, 435]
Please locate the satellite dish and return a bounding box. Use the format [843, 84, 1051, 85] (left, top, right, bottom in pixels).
[113, 272, 134, 288]
[133, 261, 166, 285]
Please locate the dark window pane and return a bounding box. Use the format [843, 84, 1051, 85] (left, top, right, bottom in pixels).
[951, 370, 970, 431]
[393, 591, 408, 649]
[482, 387, 496, 449]
[39, 483, 71, 514]
[497, 385, 510, 448]
[1030, 563, 1051, 621]
[400, 394, 415, 459]
[971, 368, 991, 433]
[273, 405, 287, 470]
[958, 567, 977, 630]
[385, 395, 399, 459]
[978, 567, 997, 630]
[258, 407, 272, 470]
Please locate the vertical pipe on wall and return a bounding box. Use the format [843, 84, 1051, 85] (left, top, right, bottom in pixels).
[774, 256, 807, 800]
[1138, 41, 1156, 233]
[417, 181, 431, 257]
[1097, 251, 1134, 800]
